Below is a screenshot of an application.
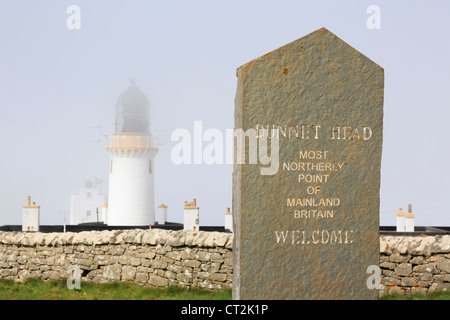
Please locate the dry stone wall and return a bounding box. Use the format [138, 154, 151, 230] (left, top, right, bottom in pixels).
[380, 235, 450, 295]
[0, 229, 233, 290]
[0, 229, 449, 296]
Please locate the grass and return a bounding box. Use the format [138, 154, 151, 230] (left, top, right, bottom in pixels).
[1, 279, 448, 300]
[379, 290, 450, 300]
[0, 279, 232, 300]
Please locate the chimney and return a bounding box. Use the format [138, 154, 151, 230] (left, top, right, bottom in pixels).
[225, 208, 233, 232]
[157, 203, 168, 225]
[22, 196, 40, 232]
[396, 208, 405, 232]
[405, 204, 415, 232]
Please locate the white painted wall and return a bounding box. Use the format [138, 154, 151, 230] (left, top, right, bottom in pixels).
[107, 149, 157, 226]
[396, 216, 405, 232]
[405, 216, 415, 232]
[22, 207, 39, 232]
[69, 181, 107, 225]
[225, 212, 233, 232]
[157, 205, 167, 225]
[184, 208, 199, 231]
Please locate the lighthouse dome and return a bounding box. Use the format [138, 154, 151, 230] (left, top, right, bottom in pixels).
[115, 80, 150, 133]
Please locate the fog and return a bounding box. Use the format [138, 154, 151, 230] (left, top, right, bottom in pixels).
[1, 1, 449, 227]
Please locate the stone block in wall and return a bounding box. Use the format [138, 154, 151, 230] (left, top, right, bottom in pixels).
[413, 263, 436, 274]
[401, 277, 418, 287]
[6, 254, 16, 263]
[389, 253, 411, 263]
[429, 282, 450, 292]
[64, 247, 73, 254]
[178, 271, 193, 284]
[395, 263, 412, 277]
[388, 286, 406, 295]
[18, 269, 31, 281]
[40, 265, 51, 272]
[433, 274, 450, 283]
[383, 276, 401, 286]
[121, 265, 136, 281]
[416, 272, 433, 282]
[42, 270, 60, 281]
[182, 260, 200, 268]
[109, 246, 125, 255]
[411, 287, 428, 294]
[150, 259, 167, 269]
[76, 258, 92, 268]
[165, 232, 185, 247]
[103, 264, 121, 281]
[130, 257, 141, 266]
[417, 280, 431, 288]
[17, 255, 28, 265]
[135, 272, 148, 283]
[165, 265, 180, 275]
[380, 261, 395, 270]
[148, 275, 168, 287]
[161, 255, 175, 265]
[210, 272, 228, 282]
[86, 269, 103, 282]
[140, 259, 151, 267]
[210, 252, 223, 263]
[30, 270, 41, 279]
[196, 251, 210, 262]
[223, 257, 232, 268]
[155, 244, 170, 255]
[118, 255, 132, 265]
[93, 255, 110, 266]
[54, 254, 66, 266]
[410, 256, 425, 265]
[123, 230, 143, 244]
[436, 257, 450, 273]
[382, 269, 395, 277]
[0, 269, 10, 278]
[166, 251, 181, 261]
[210, 262, 221, 273]
[164, 270, 177, 280]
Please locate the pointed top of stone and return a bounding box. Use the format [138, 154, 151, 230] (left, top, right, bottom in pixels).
[238, 27, 383, 77]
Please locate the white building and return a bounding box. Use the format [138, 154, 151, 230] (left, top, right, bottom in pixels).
[225, 207, 233, 232]
[70, 179, 107, 225]
[22, 196, 40, 232]
[396, 208, 405, 232]
[405, 204, 415, 232]
[184, 199, 199, 231]
[157, 204, 168, 225]
[106, 81, 158, 226]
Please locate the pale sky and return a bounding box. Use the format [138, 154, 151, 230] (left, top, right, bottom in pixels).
[1, 0, 449, 227]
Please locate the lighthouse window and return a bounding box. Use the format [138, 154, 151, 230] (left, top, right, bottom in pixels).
[110, 160, 113, 173]
[86, 210, 91, 216]
[149, 160, 152, 173]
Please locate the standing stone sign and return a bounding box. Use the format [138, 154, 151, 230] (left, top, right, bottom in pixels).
[232, 28, 384, 300]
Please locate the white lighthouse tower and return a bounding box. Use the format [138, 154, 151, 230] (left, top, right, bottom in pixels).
[106, 81, 158, 226]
